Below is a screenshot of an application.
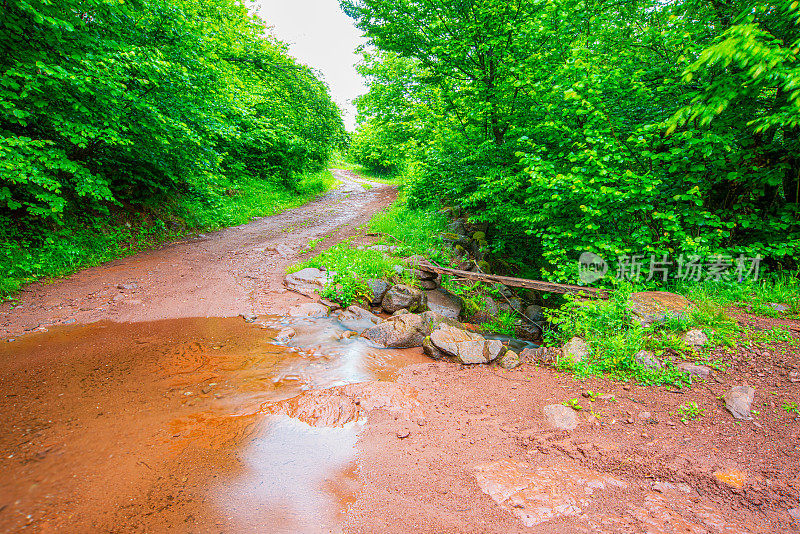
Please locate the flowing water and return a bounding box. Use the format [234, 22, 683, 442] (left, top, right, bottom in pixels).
[0, 316, 428, 533]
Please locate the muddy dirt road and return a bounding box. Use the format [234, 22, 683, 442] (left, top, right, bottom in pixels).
[1, 170, 799, 533]
[0, 170, 393, 338]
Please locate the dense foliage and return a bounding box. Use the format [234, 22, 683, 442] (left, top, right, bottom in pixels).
[344, 0, 800, 283]
[1, 0, 344, 293]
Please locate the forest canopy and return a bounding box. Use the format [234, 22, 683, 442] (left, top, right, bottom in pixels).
[343, 0, 800, 283]
[1, 0, 344, 227]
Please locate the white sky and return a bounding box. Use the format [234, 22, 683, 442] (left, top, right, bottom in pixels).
[248, 0, 368, 131]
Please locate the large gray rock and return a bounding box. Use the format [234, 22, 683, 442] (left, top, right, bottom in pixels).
[482, 295, 499, 316]
[366, 279, 391, 305]
[542, 404, 579, 431]
[428, 325, 502, 364]
[724, 385, 755, 420]
[284, 268, 336, 297]
[382, 284, 426, 313]
[361, 313, 428, 348]
[425, 288, 462, 319]
[561, 337, 588, 364]
[635, 350, 663, 371]
[629, 291, 695, 327]
[337, 305, 382, 333]
[682, 329, 708, 347]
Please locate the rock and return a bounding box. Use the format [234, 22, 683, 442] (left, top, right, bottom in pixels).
[319, 298, 342, 311]
[724, 385, 755, 420]
[392, 309, 410, 316]
[561, 337, 588, 364]
[789, 508, 800, 522]
[419, 278, 439, 290]
[361, 313, 428, 348]
[369, 244, 392, 252]
[392, 265, 405, 276]
[382, 284, 426, 313]
[425, 288, 462, 319]
[629, 291, 695, 327]
[542, 404, 579, 431]
[769, 303, 790, 313]
[275, 327, 296, 343]
[677, 362, 711, 379]
[448, 220, 467, 235]
[504, 298, 524, 313]
[682, 329, 708, 347]
[524, 305, 546, 323]
[366, 279, 391, 305]
[117, 283, 137, 290]
[485, 339, 506, 362]
[789, 370, 800, 383]
[635, 350, 663, 371]
[275, 244, 294, 257]
[497, 350, 521, 369]
[482, 295, 499, 316]
[284, 268, 335, 296]
[429, 324, 493, 364]
[337, 305, 382, 333]
[240, 313, 258, 323]
[419, 310, 460, 334]
[287, 302, 329, 318]
[422, 336, 448, 360]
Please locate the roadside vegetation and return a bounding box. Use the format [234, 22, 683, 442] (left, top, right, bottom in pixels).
[0, 0, 345, 297]
[328, 0, 800, 385]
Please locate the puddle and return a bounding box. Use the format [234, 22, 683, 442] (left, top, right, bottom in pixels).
[0, 315, 427, 532]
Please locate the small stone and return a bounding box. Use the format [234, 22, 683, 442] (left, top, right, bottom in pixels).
[677, 362, 712, 379]
[788, 508, 800, 522]
[497, 350, 521, 369]
[240, 313, 258, 323]
[682, 329, 708, 347]
[382, 284, 426, 313]
[275, 327, 296, 343]
[523, 304, 545, 323]
[635, 350, 663, 371]
[366, 279, 391, 305]
[714, 468, 747, 489]
[287, 303, 329, 318]
[485, 339, 506, 362]
[769, 303, 790, 314]
[724, 385, 755, 420]
[396, 427, 411, 439]
[561, 337, 588, 364]
[789, 370, 800, 383]
[542, 404, 579, 431]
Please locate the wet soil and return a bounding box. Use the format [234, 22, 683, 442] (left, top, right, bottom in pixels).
[348, 311, 800, 533]
[0, 316, 427, 532]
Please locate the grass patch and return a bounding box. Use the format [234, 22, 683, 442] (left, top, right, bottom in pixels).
[287, 198, 448, 306]
[1, 170, 336, 300]
[368, 199, 450, 260]
[543, 282, 738, 387]
[673, 274, 800, 318]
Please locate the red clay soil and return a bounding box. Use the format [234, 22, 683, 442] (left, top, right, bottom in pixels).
[1, 171, 799, 533]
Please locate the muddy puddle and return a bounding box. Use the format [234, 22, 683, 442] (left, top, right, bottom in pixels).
[0, 315, 427, 533]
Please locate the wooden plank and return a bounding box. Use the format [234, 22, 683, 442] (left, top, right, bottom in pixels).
[414, 260, 609, 299]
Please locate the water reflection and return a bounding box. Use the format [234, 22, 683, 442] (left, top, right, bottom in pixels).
[217, 416, 362, 534]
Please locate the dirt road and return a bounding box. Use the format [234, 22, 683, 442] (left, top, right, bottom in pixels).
[0, 170, 393, 338]
[1, 170, 798, 533]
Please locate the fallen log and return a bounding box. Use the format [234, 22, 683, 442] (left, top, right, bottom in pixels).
[414, 260, 609, 299]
